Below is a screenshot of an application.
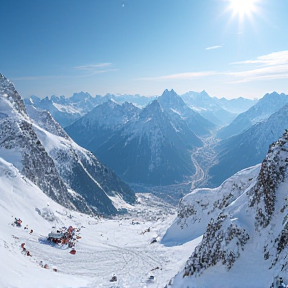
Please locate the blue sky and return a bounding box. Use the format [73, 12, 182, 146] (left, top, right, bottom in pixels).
[0, 0, 287, 99]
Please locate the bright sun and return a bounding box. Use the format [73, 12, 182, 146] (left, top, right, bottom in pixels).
[229, 0, 258, 18]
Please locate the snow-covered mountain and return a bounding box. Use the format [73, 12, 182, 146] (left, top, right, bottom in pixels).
[162, 164, 261, 247]
[180, 90, 237, 126]
[1, 73, 135, 215]
[158, 89, 215, 136]
[24, 92, 99, 128]
[26, 105, 136, 215]
[65, 99, 140, 151]
[166, 130, 288, 288]
[95, 99, 203, 186]
[103, 92, 156, 107]
[214, 96, 258, 114]
[217, 92, 288, 139]
[25, 92, 154, 128]
[0, 73, 86, 212]
[209, 103, 288, 187]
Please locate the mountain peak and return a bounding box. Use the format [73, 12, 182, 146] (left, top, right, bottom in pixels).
[161, 89, 178, 98]
[0, 72, 28, 118]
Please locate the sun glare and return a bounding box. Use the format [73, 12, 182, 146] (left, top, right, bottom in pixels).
[228, 0, 258, 19]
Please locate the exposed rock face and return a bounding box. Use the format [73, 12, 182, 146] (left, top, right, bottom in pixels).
[167, 129, 288, 287]
[0, 73, 86, 212]
[183, 213, 250, 277]
[249, 133, 288, 230]
[26, 104, 136, 215]
[1, 72, 135, 215]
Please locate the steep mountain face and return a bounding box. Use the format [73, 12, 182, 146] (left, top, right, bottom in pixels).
[209, 103, 288, 187]
[214, 96, 258, 114]
[26, 105, 136, 215]
[180, 90, 236, 127]
[168, 130, 288, 288]
[1, 73, 135, 216]
[0, 73, 91, 214]
[65, 100, 140, 151]
[158, 89, 215, 136]
[95, 99, 203, 186]
[217, 92, 288, 139]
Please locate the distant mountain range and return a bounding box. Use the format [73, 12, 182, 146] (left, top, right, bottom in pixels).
[65, 89, 216, 186]
[217, 92, 288, 139]
[24, 92, 154, 127]
[95, 97, 203, 186]
[1, 73, 135, 216]
[25, 90, 257, 128]
[158, 89, 215, 136]
[180, 90, 239, 126]
[25, 86, 288, 192]
[208, 101, 288, 187]
[65, 99, 140, 151]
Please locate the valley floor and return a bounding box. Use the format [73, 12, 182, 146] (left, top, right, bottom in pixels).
[1, 193, 201, 288]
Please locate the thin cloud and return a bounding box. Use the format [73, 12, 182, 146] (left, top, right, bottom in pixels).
[228, 50, 288, 83]
[205, 45, 223, 50]
[137, 71, 217, 81]
[12, 75, 67, 81]
[12, 65, 118, 81]
[74, 63, 112, 70]
[73, 63, 118, 76]
[230, 50, 288, 66]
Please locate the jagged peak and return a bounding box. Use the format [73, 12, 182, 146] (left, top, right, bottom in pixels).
[0, 72, 28, 117]
[70, 91, 93, 101]
[161, 88, 178, 98]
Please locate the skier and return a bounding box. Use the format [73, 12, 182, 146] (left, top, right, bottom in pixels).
[14, 218, 22, 227]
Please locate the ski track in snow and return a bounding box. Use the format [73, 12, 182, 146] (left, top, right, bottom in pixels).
[0, 165, 197, 288]
[13, 214, 188, 288]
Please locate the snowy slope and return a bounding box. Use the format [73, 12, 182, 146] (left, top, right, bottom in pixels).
[162, 164, 260, 247]
[0, 156, 202, 288]
[168, 130, 288, 288]
[1, 72, 135, 215]
[25, 104, 136, 215]
[0, 73, 83, 212]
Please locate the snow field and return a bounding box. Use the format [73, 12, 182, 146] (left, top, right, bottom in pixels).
[0, 158, 199, 288]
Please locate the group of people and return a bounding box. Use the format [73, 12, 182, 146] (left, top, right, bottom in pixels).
[20, 243, 31, 257]
[47, 225, 81, 254]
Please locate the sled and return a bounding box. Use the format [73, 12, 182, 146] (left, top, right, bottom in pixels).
[69, 249, 76, 255]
